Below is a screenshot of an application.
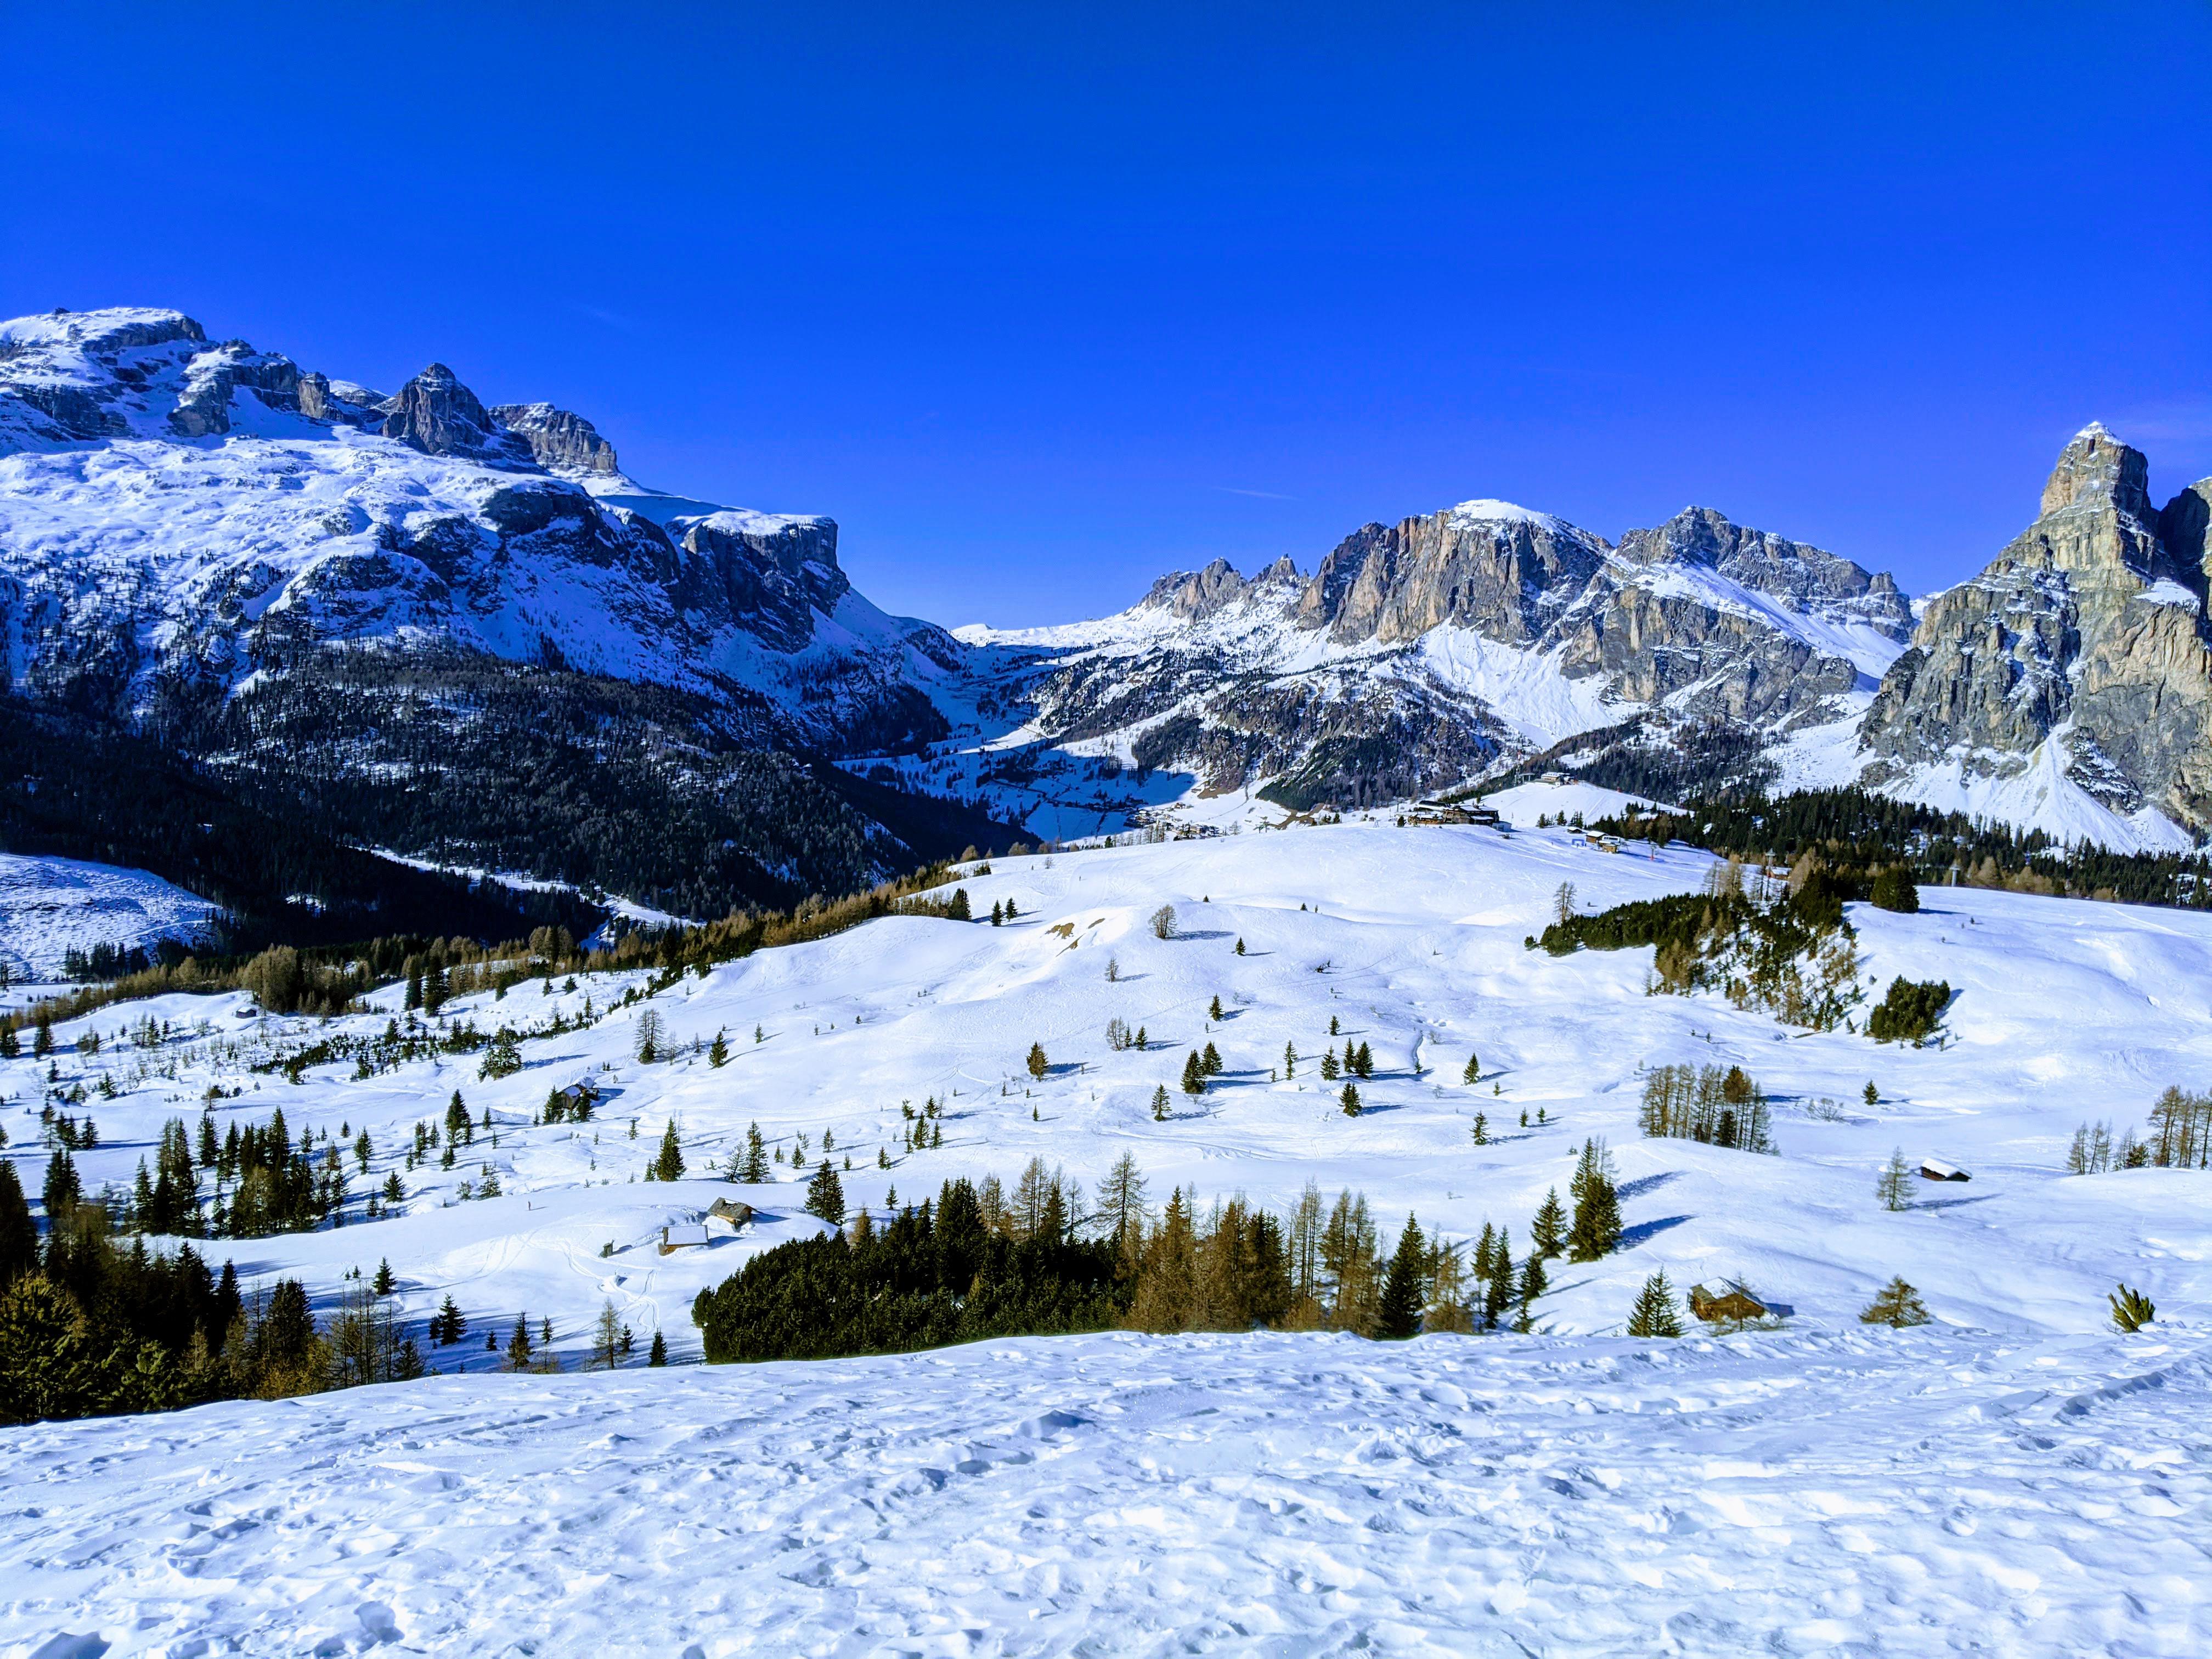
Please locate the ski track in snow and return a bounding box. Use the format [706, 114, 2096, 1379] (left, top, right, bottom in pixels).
[3, 1329, 2208, 1656]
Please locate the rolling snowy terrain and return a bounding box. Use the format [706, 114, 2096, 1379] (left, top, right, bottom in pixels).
[5, 1326, 2207, 1656]
[4, 808, 2211, 1650]
[0, 853, 218, 986]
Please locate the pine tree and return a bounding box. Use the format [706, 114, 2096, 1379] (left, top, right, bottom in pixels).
[33, 1018, 53, 1058]
[445, 1090, 472, 1147]
[740, 1123, 769, 1183]
[373, 1258, 394, 1296]
[1353, 1041, 1373, 1079]
[652, 1120, 685, 1182]
[1876, 1147, 1915, 1211]
[1151, 1084, 1171, 1121]
[382, 1171, 404, 1205]
[1463, 1051, 1479, 1085]
[1328, 1014, 1340, 1036]
[1209, 995, 1223, 1022]
[478, 1029, 521, 1081]
[1483, 1235, 1514, 1329]
[709, 1029, 729, 1068]
[1201, 1041, 1222, 1076]
[646, 1328, 666, 1365]
[1377, 1215, 1427, 1339]
[1133, 1025, 1146, 1050]
[0, 1160, 35, 1290]
[1027, 1042, 1049, 1080]
[0, 1024, 15, 1060]
[1471, 1111, 1488, 1146]
[432, 1294, 465, 1345]
[1859, 1277, 1931, 1327]
[507, 1313, 534, 1370]
[1863, 1080, 1878, 1107]
[1340, 1082, 1362, 1117]
[1627, 1271, 1684, 1338]
[1234, 938, 1245, 955]
[1473, 1221, 1497, 1286]
[1566, 1139, 1622, 1261]
[1516, 1252, 1547, 1307]
[1283, 1041, 1296, 1079]
[354, 1128, 372, 1173]
[1181, 1051, 1205, 1096]
[1530, 1188, 1566, 1260]
[1319, 1047, 1340, 1081]
[805, 1160, 846, 1226]
[991, 900, 1004, 926]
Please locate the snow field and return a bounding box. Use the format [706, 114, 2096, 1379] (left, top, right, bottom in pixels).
[9, 821, 2212, 1366]
[2, 1327, 2207, 1656]
[0, 854, 219, 983]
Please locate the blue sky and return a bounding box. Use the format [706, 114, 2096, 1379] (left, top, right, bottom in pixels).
[4, 4, 2207, 624]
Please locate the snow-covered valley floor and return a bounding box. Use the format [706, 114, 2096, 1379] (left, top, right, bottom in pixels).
[5, 1327, 2208, 1656]
[5, 813, 2212, 1652]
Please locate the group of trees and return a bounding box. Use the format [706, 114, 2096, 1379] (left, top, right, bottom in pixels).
[1536, 856, 1864, 1031]
[1865, 978, 1951, 1046]
[695, 1143, 1641, 1364]
[0, 1159, 403, 1424]
[1638, 1064, 1775, 1154]
[1588, 785, 2212, 913]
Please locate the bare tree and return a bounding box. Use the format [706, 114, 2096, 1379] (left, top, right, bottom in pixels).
[1150, 905, 1178, 940]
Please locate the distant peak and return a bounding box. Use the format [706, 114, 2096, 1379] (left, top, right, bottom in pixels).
[1447, 498, 1558, 528]
[2041, 422, 2149, 521]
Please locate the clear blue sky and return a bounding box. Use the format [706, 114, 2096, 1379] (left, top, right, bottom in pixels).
[5, 4, 2207, 625]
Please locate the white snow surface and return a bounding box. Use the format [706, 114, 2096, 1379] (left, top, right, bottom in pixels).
[7, 823, 2212, 1647]
[6, 1325, 2209, 1656]
[0, 853, 219, 980]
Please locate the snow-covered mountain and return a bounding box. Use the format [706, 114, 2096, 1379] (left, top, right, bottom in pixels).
[955, 496, 1914, 815]
[0, 306, 958, 754]
[6, 304, 2208, 875]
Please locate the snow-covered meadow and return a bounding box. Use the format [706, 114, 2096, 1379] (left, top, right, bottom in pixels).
[5, 805, 2212, 1651]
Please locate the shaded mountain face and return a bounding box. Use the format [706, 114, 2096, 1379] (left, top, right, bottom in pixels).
[967, 498, 1912, 814]
[0, 307, 1011, 915]
[1861, 424, 2212, 829]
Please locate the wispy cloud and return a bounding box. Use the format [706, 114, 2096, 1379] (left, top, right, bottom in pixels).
[1214, 486, 1297, 500]
[570, 302, 643, 335]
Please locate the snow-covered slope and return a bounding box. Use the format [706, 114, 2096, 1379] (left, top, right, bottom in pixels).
[5, 1324, 2206, 1657]
[0, 853, 219, 983]
[11, 821, 2212, 1361]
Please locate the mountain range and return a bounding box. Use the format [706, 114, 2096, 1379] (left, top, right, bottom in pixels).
[4, 304, 2208, 929]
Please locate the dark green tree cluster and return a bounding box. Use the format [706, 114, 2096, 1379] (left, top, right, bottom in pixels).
[1866, 978, 1952, 1045]
[1567, 1139, 1623, 1262]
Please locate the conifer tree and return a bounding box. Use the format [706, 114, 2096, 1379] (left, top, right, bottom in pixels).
[1133, 1025, 1146, 1050]
[0, 1025, 15, 1060]
[1320, 1046, 1340, 1081]
[0, 1161, 35, 1290]
[382, 1171, 404, 1206]
[1201, 1040, 1222, 1076]
[709, 1029, 729, 1068]
[1234, 938, 1245, 955]
[1471, 1111, 1488, 1146]
[1530, 1188, 1566, 1260]
[1283, 1041, 1296, 1079]
[354, 1128, 372, 1173]
[991, 900, 1004, 926]
[653, 1120, 685, 1182]
[1483, 1235, 1514, 1329]
[1463, 1051, 1479, 1085]
[1152, 1085, 1170, 1121]
[373, 1258, 394, 1296]
[1566, 1139, 1623, 1261]
[740, 1123, 768, 1183]
[1340, 1082, 1362, 1117]
[1329, 1014, 1340, 1036]
[1378, 1215, 1427, 1339]
[805, 1160, 847, 1226]
[1353, 1041, 1373, 1079]
[648, 1329, 667, 1365]
[1516, 1251, 1548, 1308]
[1876, 1147, 1915, 1211]
[33, 1018, 53, 1058]
[1859, 1277, 1930, 1327]
[1209, 995, 1223, 1022]
[1627, 1271, 1684, 1337]
[1181, 1051, 1205, 1096]
[1474, 1221, 1497, 1286]
[1027, 1042, 1049, 1080]
[1863, 1081, 1878, 1107]
[507, 1313, 534, 1370]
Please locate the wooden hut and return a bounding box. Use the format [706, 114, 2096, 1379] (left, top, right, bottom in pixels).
[1918, 1158, 1971, 1182]
[658, 1221, 709, 1255]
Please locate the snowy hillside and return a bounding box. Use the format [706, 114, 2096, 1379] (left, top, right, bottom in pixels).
[5, 1324, 2207, 1656]
[0, 853, 218, 984]
[9, 821, 2212, 1354]
[8, 820, 2212, 1650]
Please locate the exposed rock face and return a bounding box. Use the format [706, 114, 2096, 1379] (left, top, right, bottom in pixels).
[490, 402, 620, 475]
[1861, 425, 2212, 826]
[169, 340, 303, 437]
[672, 511, 849, 654]
[1297, 502, 1607, 645]
[378, 363, 533, 465]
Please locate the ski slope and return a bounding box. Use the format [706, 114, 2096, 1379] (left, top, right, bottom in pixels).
[4, 1325, 2208, 1657]
[6, 820, 2212, 1652]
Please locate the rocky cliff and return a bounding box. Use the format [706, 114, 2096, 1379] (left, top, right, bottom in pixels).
[1860, 425, 2212, 831]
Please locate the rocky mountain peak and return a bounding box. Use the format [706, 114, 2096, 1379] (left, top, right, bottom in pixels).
[489, 402, 620, 475]
[1141, 556, 1299, 622]
[379, 364, 530, 465]
[2040, 422, 2152, 522]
